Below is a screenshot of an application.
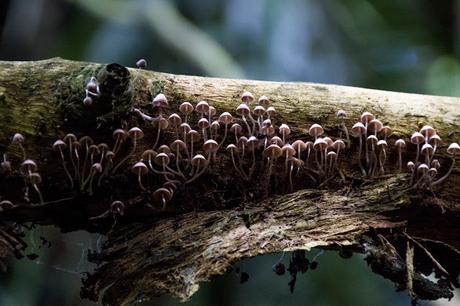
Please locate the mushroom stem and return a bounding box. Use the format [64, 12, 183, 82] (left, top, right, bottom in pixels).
[185, 156, 210, 184]
[81, 144, 90, 186]
[68, 141, 78, 179]
[152, 124, 161, 149]
[32, 183, 44, 205]
[112, 137, 137, 174]
[218, 124, 229, 149]
[398, 148, 402, 171]
[137, 170, 147, 191]
[242, 115, 252, 137]
[58, 147, 74, 188]
[357, 136, 366, 176]
[432, 158, 456, 186]
[18, 143, 26, 160]
[289, 162, 293, 192]
[341, 121, 350, 148]
[415, 143, 420, 163]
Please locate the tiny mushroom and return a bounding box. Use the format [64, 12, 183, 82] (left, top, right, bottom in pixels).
[132, 161, 148, 191]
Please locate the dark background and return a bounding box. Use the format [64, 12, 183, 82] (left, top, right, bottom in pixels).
[0, 0, 459, 305]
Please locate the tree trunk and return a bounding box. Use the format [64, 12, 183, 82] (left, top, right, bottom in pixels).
[0, 58, 460, 305]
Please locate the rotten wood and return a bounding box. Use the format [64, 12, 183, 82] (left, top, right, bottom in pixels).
[0, 58, 460, 305]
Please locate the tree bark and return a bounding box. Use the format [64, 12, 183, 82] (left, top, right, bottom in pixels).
[1, 58, 460, 305]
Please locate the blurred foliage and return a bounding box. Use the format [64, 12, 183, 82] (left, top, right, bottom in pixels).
[0, 0, 459, 305]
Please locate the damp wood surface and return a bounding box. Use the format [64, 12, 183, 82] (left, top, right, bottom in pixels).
[0, 58, 460, 305]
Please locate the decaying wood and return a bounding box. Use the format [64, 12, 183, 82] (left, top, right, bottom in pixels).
[0, 58, 460, 305]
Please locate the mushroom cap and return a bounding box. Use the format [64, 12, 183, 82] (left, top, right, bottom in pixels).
[292, 140, 307, 152]
[83, 96, 93, 106]
[53, 139, 67, 150]
[28, 173, 42, 184]
[154, 152, 170, 166]
[132, 161, 148, 174]
[141, 149, 157, 160]
[309, 124, 324, 137]
[179, 102, 194, 115]
[64, 133, 77, 143]
[187, 129, 201, 142]
[313, 138, 327, 151]
[197, 118, 210, 129]
[195, 101, 210, 114]
[230, 123, 243, 134]
[429, 134, 441, 145]
[417, 163, 429, 173]
[155, 117, 169, 129]
[112, 129, 127, 141]
[447, 143, 460, 155]
[208, 106, 217, 117]
[380, 126, 392, 137]
[258, 95, 270, 107]
[12, 133, 24, 143]
[279, 124, 291, 136]
[253, 105, 265, 117]
[262, 119, 272, 127]
[407, 161, 416, 171]
[86, 77, 98, 92]
[170, 139, 187, 152]
[281, 144, 296, 158]
[323, 137, 333, 148]
[332, 139, 346, 150]
[351, 122, 366, 135]
[241, 91, 254, 103]
[91, 163, 103, 173]
[168, 113, 182, 126]
[366, 135, 378, 145]
[158, 145, 171, 154]
[106, 151, 115, 159]
[263, 144, 282, 159]
[368, 119, 383, 132]
[179, 123, 191, 134]
[428, 168, 438, 177]
[266, 106, 276, 115]
[219, 112, 233, 124]
[110, 200, 125, 215]
[421, 143, 433, 155]
[420, 125, 436, 138]
[98, 143, 109, 152]
[247, 136, 258, 150]
[305, 141, 314, 149]
[210, 120, 220, 131]
[128, 127, 144, 139]
[191, 154, 206, 165]
[237, 136, 248, 147]
[410, 132, 424, 144]
[226, 144, 238, 152]
[360, 111, 375, 123]
[153, 93, 168, 107]
[431, 159, 441, 169]
[88, 144, 100, 155]
[0, 200, 15, 211]
[327, 151, 337, 159]
[377, 140, 388, 149]
[152, 187, 173, 202]
[203, 139, 219, 153]
[80, 135, 95, 145]
[21, 159, 38, 172]
[270, 136, 283, 147]
[136, 58, 147, 69]
[395, 139, 406, 148]
[336, 109, 347, 118]
[236, 103, 250, 116]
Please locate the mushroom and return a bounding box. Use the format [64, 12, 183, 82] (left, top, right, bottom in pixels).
[279, 124, 291, 145]
[112, 129, 128, 154]
[52, 139, 73, 188]
[179, 102, 194, 123]
[432, 143, 460, 186]
[187, 129, 201, 160]
[309, 124, 324, 140]
[21, 159, 38, 175]
[12, 133, 26, 160]
[360, 112, 375, 164]
[152, 93, 168, 109]
[136, 58, 147, 69]
[168, 113, 182, 138]
[429, 134, 441, 161]
[1, 154, 11, 172]
[247, 136, 259, 176]
[152, 116, 169, 149]
[292, 140, 307, 160]
[313, 138, 327, 176]
[263, 144, 282, 177]
[241, 91, 254, 104]
[170, 139, 187, 177]
[281, 144, 296, 180]
[112, 127, 144, 174]
[258, 95, 270, 107]
[152, 187, 172, 209]
[351, 122, 366, 176]
[336, 110, 350, 148]
[198, 118, 210, 141]
[63, 133, 78, 179]
[410, 132, 424, 163]
[132, 161, 148, 191]
[394, 139, 406, 171]
[236, 103, 252, 136]
[266, 106, 276, 119]
[186, 154, 209, 184]
[230, 123, 243, 143]
[180, 123, 192, 141]
[218, 112, 233, 147]
[226, 144, 246, 179]
[376, 140, 388, 175]
[195, 101, 210, 118]
[366, 135, 378, 176]
[27, 173, 44, 204]
[82, 163, 102, 195]
[421, 143, 434, 165]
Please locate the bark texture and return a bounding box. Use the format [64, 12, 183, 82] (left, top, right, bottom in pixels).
[0, 58, 460, 305]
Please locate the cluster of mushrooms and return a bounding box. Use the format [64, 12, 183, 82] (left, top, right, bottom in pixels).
[1, 83, 459, 212]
